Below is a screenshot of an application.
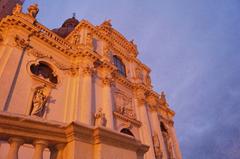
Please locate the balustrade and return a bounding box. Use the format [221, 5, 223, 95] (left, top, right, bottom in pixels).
[2, 137, 65, 159]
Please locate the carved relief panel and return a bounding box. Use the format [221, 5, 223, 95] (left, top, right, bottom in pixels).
[114, 90, 136, 119]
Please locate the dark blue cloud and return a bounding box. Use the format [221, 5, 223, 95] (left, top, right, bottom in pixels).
[23, 0, 240, 158]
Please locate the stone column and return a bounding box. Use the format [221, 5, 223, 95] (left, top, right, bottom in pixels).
[6, 137, 24, 159]
[149, 110, 168, 159]
[50, 144, 65, 159]
[134, 89, 155, 159]
[168, 125, 182, 159]
[101, 77, 114, 129]
[146, 95, 168, 159]
[79, 66, 93, 125]
[32, 140, 48, 159]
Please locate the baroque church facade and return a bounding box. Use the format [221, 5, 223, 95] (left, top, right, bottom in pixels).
[0, 3, 182, 159]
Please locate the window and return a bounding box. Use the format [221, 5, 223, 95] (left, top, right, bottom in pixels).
[30, 62, 58, 84]
[120, 128, 134, 137]
[113, 55, 126, 77]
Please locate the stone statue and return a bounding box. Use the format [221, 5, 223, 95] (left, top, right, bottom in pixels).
[30, 85, 49, 117]
[152, 133, 163, 159]
[27, 4, 39, 18]
[94, 107, 107, 127]
[12, 3, 22, 15]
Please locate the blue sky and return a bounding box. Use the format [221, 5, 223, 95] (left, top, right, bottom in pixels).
[23, 0, 240, 158]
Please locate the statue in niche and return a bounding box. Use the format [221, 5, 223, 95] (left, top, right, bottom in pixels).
[12, 3, 22, 15]
[152, 132, 163, 159]
[94, 107, 107, 127]
[30, 85, 50, 117]
[27, 3, 39, 18]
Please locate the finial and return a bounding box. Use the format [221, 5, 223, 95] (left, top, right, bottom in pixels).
[73, 12, 76, 18]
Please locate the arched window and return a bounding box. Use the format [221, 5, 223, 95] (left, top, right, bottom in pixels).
[30, 62, 58, 84]
[113, 55, 126, 77]
[120, 128, 134, 137]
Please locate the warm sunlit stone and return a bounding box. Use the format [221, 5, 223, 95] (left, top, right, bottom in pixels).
[0, 3, 182, 159]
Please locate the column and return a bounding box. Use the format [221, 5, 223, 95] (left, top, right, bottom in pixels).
[149, 109, 168, 159]
[146, 95, 168, 159]
[6, 137, 24, 159]
[32, 140, 48, 159]
[134, 89, 155, 159]
[169, 125, 182, 159]
[50, 144, 65, 159]
[79, 66, 93, 125]
[101, 77, 114, 129]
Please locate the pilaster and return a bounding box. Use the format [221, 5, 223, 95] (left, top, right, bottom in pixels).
[134, 88, 155, 159]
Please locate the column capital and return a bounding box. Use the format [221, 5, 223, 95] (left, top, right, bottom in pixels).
[81, 65, 95, 77]
[8, 137, 24, 145]
[33, 139, 48, 147]
[102, 76, 114, 86]
[146, 95, 158, 111]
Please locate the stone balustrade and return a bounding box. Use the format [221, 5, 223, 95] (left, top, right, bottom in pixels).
[4, 137, 64, 159]
[0, 112, 149, 159]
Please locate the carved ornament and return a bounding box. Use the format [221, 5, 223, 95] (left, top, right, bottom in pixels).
[12, 4, 22, 15]
[114, 91, 137, 120]
[27, 4, 39, 18]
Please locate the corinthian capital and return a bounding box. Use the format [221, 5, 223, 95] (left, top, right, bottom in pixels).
[81, 65, 94, 77]
[14, 35, 30, 49]
[102, 76, 114, 86]
[146, 95, 157, 111]
[135, 89, 145, 105]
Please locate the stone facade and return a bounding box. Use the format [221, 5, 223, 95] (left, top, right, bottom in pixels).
[0, 3, 182, 159]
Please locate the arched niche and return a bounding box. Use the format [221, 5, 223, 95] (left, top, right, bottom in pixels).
[27, 59, 60, 87]
[120, 128, 135, 137]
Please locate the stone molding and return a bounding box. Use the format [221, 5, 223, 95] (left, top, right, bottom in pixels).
[0, 112, 148, 153]
[113, 112, 142, 128]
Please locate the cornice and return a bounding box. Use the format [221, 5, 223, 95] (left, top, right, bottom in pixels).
[0, 112, 149, 153]
[0, 112, 67, 144]
[0, 15, 74, 58]
[113, 112, 142, 128]
[67, 19, 151, 72]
